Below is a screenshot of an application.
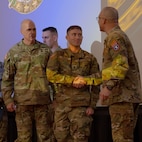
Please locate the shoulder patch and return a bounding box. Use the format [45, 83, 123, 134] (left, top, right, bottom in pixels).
[110, 40, 120, 51]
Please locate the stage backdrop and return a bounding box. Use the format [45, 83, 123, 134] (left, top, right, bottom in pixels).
[0, 0, 142, 100]
[0, 0, 101, 61]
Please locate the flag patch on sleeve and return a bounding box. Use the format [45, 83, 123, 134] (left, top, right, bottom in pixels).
[110, 40, 120, 51]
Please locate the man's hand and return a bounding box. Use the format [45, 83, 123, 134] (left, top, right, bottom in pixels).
[72, 76, 86, 88]
[6, 102, 16, 112]
[99, 86, 111, 102]
[86, 107, 94, 116]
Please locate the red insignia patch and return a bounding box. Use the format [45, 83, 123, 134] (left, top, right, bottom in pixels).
[110, 40, 120, 51]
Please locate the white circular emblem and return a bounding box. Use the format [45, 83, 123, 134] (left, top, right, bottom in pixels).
[8, 0, 43, 14]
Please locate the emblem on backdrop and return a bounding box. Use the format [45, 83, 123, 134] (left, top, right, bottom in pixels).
[8, 0, 43, 14]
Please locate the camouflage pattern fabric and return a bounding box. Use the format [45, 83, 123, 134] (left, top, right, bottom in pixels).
[0, 62, 3, 97]
[102, 26, 142, 105]
[47, 48, 101, 108]
[1, 40, 51, 106]
[1, 40, 52, 142]
[48, 46, 63, 142]
[102, 26, 142, 142]
[48, 103, 56, 142]
[54, 104, 93, 142]
[47, 48, 101, 141]
[0, 62, 7, 142]
[15, 105, 51, 142]
[109, 102, 139, 142]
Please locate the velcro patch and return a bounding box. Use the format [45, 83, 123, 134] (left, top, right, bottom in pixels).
[111, 40, 120, 51]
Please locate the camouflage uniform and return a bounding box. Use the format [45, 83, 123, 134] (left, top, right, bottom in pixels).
[48, 46, 62, 142]
[102, 26, 142, 142]
[0, 62, 8, 142]
[47, 48, 101, 142]
[1, 40, 52, 142]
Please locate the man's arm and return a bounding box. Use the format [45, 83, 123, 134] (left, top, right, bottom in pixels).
[1, 53, 15, 107]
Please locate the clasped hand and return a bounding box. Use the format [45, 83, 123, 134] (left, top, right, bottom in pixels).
[72, 76, 86, 88]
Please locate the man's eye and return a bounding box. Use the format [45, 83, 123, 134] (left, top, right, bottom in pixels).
[27, 28, 36, 31]
[43, 37, 48, 39]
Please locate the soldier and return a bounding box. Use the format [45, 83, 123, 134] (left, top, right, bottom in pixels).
[46, 25, 101, 142]
[42, 26, 62, 101]
[1, 19, 52, 142]
[42, 27, 63, 142]
[0, 61, 8, 142]
[42, 27, 62, 54]
[97, 7, 142, 142]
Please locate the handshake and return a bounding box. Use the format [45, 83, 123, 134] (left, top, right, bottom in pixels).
[72, 76, 86, 88]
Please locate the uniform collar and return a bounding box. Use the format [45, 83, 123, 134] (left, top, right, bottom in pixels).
[66, 48, 85, 58]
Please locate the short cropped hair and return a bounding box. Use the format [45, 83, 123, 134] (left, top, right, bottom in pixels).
[67, 25, 82, 33]
[42, 27, 58, 34]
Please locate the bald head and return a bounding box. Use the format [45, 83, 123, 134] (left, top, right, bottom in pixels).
[21, 19, 35, 33]
[20, 19, 36, 45]
[100, 7, 118, 23]
[97, 7, 119, 33]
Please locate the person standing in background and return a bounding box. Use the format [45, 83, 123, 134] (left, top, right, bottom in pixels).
[1, 19, 52, 142]
[42, 27, 62, 53]
[46, 25, 101, 142]
[42, 26, 62, 100]
[97, 6, 142, 142]
[42, 27, 62, 142]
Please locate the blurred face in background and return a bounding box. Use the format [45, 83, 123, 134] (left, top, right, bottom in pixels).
[42, 30, 57, 49]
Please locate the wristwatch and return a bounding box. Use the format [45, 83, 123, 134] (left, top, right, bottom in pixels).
[105, 80, 117, 91]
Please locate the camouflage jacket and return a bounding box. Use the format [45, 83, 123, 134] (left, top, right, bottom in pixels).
[1, 40, 51, 105]
[0, 62, 3, 100]
[46, 48, 101, 108]
[102, 26, 142, 105]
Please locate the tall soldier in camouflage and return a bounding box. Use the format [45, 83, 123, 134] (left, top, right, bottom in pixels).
[97, 7, 142, 142]
[46, 25, 101, 142]
[0, 61, 8, 142]
[42, 27, 63, 142]
[1, 19, 52, 142]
